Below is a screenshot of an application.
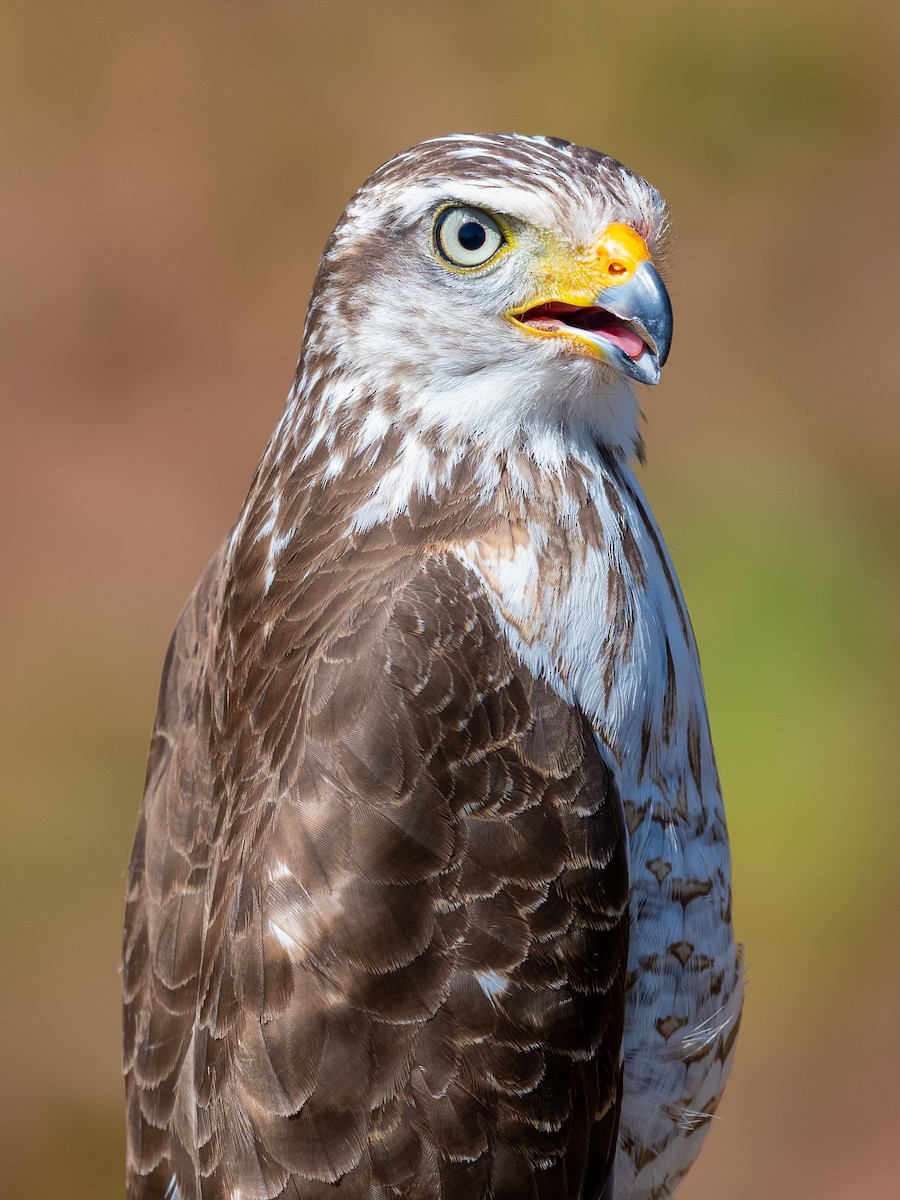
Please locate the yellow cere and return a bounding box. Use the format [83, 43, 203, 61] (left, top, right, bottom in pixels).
[548, 223, 650, 299]
[594, 223, 651, 285]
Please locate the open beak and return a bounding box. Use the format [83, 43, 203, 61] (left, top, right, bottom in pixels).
[508, 223, 673, 385]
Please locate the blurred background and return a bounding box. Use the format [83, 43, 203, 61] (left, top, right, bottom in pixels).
[2, 1, 898, 1195]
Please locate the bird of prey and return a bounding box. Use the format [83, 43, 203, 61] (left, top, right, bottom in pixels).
[123, 133, 742, 1200]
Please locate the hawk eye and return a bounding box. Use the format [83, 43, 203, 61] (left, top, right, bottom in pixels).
[434, 206, 505, 268]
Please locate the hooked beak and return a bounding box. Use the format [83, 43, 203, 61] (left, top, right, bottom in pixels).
[509, 223, 673, 385]
[592, 259, 673, 384]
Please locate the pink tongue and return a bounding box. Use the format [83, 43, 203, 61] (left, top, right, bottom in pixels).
[524, 313, 645, 360]
[521, 307, 646, 360]
[598, 325, 645, 360]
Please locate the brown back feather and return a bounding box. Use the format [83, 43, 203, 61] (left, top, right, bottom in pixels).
[124, 536, 628, 1200]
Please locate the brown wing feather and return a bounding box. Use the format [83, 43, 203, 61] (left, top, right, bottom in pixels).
[124, 550, 628, 1199]
[124, 548, 226, 1196]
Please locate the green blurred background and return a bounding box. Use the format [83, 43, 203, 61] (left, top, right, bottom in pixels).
[2, 1, 898, 1195]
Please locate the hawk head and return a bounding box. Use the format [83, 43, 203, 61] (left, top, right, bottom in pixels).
[298, 134, 672, 459]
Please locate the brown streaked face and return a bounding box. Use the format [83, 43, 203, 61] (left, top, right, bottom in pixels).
[308, 134, 673, 448]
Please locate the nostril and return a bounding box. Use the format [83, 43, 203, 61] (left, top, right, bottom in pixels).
[608, 261, 627, 276]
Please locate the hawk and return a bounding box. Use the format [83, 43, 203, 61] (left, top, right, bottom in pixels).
[123, 134, 743, 1200]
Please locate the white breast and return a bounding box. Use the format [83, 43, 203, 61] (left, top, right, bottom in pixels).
[455, 452, 742, 1199]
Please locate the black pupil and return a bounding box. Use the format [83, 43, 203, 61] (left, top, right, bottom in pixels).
[457, 220, 487, 252]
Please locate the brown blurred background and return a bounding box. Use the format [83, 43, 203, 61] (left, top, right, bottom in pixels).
[2, 2, 899, 1195]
